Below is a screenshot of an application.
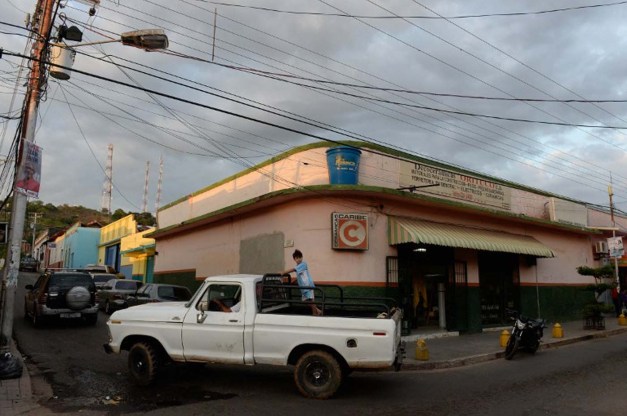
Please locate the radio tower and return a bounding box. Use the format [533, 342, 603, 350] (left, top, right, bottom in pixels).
[155, 155, 163, 221]
[142, 161, 150, 213]
[100, 144, 113, 214]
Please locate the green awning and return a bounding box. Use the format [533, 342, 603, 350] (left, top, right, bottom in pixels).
[388, 217, 555, 258]
[121, 243, 156, 258]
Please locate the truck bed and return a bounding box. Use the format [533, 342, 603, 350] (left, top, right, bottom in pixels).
[258, 274, 398, 319]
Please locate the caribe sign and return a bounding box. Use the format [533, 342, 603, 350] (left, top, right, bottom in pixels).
[331, 212, 369, 250]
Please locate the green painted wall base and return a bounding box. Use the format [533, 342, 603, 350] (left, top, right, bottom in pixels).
[155, 271, 201, 294]
[519, 286, 595, 322]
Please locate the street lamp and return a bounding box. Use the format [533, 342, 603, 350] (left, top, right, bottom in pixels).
[69, 29, 169, 50]
[50, 29, 169, 80]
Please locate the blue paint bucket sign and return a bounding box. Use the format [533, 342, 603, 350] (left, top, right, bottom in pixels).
[326, 146, 362, 185]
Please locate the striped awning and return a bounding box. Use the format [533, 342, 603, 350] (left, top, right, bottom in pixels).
[388, 217, 555, 258]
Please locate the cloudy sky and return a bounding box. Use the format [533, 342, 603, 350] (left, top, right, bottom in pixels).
[1, 0, 627, 216]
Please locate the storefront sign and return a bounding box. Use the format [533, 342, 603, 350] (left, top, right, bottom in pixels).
[547, 197, 588, 227]
[400, 161, 511, 210]
[332, 212, 368, 250]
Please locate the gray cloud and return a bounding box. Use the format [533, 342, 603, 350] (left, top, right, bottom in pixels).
[1, 0, 626, 214]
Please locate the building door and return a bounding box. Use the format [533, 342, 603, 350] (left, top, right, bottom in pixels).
[146, 256, 155, 283]
[105, 244, 120, 272]
[447, 261, 469, 332]
[479, 252, 519, 326]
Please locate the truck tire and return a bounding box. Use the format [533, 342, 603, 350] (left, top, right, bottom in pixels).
[294, 350, 342, 399]
[128, 341, 161, 386]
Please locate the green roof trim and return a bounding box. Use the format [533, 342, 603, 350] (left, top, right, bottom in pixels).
[158, 140, 592, 213]
[121, 243, 156, 256]
[148, 184, 597, 239]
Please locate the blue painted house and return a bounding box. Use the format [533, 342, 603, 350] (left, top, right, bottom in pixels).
[62, 222, 102, 269]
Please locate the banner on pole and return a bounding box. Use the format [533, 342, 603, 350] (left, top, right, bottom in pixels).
[16, 141, 42, 198]
[608, 236, 624, 258]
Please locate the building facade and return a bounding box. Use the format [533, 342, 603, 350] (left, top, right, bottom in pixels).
[150, 142, 626, 333]
[97, 214, 138, 274]
[120, 228, 156, 282]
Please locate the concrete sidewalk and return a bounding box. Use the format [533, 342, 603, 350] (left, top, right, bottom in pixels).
[0, 340, 39, 416]
[2, 318, 627, 415]
[401, 317, 627, 370]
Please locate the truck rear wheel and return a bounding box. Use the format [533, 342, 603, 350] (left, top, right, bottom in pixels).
[128, 341, 161, 386]
[294, 350, 342, 399]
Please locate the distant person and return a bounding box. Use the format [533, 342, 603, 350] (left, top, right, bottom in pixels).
[612, 285, 621, 317]
[283, 249, 322, 316]
[621, 289, 627, 316]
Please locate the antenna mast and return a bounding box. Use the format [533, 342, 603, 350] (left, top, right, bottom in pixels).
[142, 161, 150, 213]
[100, 144, 113, 214]
[155, 155, 163, 219]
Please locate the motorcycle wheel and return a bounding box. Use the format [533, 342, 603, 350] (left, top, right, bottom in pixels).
[527, 340, 540, 354]
[504, 336, 519, 360]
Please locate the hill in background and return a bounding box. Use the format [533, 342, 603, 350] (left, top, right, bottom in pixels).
[0, 201, 156, 255]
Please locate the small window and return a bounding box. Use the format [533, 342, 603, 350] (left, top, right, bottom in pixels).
[201, 284, 241, 312]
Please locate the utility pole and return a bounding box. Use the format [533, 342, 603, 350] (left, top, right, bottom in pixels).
[609, 180, 620, 292]
[0, 0, 56, 377]
[29, 212, 42, 258]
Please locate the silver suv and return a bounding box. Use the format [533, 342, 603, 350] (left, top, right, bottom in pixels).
[24, 270, 99, 326]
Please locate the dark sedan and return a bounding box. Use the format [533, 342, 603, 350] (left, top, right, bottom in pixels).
[126, 283, 192, 307]
[19, 256, 39, 272]
[98, 279, 143, 314]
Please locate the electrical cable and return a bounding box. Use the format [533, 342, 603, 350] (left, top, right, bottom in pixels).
[199, 1, 627, 20]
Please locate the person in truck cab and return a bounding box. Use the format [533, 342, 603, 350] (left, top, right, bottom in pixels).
[212, 298, 241, 313]
[283, 249, 323, 316]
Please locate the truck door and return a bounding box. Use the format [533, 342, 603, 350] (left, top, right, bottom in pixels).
[182, 282, 245, 364]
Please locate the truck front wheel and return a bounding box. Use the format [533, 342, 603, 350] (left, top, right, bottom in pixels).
[128, 342, 161, 386]
[294, 350, 342, 399]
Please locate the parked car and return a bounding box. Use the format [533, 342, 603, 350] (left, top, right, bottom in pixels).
[84, 264, 116, 274]
[90, 273, 118, 290]
[19, 256, 39, 272]
[24, 270, 99, 326]
[126, 283, 192, 307]
[98, 279, 143, 314]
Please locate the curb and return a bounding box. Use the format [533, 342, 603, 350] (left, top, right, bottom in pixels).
[401, 326, 627, 371]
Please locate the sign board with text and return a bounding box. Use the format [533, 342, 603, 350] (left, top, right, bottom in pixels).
[400, 161, 511, 210]
[331, 213, 368, 250]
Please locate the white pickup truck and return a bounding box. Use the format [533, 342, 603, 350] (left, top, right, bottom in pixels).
[104, 274, 404, 399]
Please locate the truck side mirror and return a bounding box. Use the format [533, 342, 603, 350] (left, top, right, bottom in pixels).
[197, 310, 207, 324]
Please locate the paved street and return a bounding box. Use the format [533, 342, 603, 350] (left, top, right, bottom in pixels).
[3, 271, 627, 415]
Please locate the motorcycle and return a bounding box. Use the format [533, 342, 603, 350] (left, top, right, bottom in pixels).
[504, 308, 546, 360]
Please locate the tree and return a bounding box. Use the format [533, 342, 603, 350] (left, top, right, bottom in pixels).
[111, 209, 127, 221]
[576, 264, 616, 321]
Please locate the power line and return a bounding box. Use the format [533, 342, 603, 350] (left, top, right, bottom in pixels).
[77, 2, 627, 185]
[199, 1, 627, 19]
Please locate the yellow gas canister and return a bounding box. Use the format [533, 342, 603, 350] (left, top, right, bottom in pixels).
[552, 323, 564, 338]
[619, 314, 627, 326]
[415, 339, 429, 361]
[499, 330, 510, 348]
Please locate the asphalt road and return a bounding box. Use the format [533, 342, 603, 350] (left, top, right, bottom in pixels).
[13, 271, 627, 415]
